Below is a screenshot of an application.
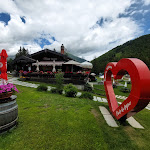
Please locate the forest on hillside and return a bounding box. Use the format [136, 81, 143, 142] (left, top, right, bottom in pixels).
[91, 34, 150, 74]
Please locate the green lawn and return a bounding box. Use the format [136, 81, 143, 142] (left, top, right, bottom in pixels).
[93, 83, 132, 101]
[0, 85, 150, 150]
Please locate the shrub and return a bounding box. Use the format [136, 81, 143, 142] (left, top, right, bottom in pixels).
[80, 92, 93, 100]
[84, 83, 93, 92]
[64, 83, 78, 97]
[37, 84, 47, 91]
[113, 84, 117, 88]
[55, 73, 64, 92]
[51, 88, 63, 94]
[57, 89, 63, 95]
[127, 81, 131, 84]
[51, 88, 57, 93]
[120, 87, 130, 93]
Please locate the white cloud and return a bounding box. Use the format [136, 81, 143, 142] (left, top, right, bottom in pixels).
[0, 0, 144, 60]
[43, 41, 61, 52]
[0, 0, 22, 15]
[142, 0, 150, 5]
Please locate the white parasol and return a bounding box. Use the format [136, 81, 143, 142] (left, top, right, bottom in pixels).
[52, 60, 56, 72]
[63, 60, 81, 72]
[36, 60, 39, 71]
[80, 61, 93, 69]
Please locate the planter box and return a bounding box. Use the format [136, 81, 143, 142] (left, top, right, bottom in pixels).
[0, 95, 18, 133]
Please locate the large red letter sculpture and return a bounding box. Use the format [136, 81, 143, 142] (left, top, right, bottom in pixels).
[104, 58, 150, 121]
[0, 49, 8, 85]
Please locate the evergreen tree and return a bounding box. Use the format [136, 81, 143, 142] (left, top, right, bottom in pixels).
[91, 56, 99, 74]
[7, 58, 13, 71]
[15, 46, 29, 58]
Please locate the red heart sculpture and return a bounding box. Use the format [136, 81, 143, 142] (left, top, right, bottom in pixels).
[104, 58, 150, 121]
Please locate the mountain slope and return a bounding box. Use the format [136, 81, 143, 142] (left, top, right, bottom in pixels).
[91, 34, 150, 74]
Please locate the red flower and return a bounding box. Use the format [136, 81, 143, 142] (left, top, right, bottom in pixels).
[19, 70, 23, 73]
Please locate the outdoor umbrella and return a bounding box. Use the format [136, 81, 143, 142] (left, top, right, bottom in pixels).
[36, 60, 39, 71]
[52, 60, 56, 72]
[90, 73, 96, 76]
[63, 60, 81, 72]
[80, 61, 93, 69]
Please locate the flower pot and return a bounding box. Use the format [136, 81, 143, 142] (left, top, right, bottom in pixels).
[0, 92, 13, 100]
[0, 95, 18, 133]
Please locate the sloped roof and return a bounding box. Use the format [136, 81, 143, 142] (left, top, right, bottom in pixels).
[13, 55, 36, 64]
[31, 49, 70, 61]
[66, 53, 86, 63]
[13, 49, 87, 64]
[30, 49, 87, 63]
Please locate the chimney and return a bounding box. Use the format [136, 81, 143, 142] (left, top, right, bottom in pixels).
[61, 44, 64, 54]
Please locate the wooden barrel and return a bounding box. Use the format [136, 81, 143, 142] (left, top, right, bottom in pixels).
[0, 95, 18, 132]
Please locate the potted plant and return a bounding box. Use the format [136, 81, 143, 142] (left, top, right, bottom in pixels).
[0, 83, 19, 100]
[0, 83, 19, 132]
[0, 49, 19, 132]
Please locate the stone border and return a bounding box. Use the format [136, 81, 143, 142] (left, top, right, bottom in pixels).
[99, 106, 144, 129]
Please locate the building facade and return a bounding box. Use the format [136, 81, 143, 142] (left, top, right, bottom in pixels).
[13, 44, 92, 73]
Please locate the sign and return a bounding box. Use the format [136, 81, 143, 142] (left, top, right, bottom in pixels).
[104, 58, 150, 121]
[43, 57, 51, 60]
[43, 57, 57, 61]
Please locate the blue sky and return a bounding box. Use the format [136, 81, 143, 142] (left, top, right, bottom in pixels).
[0, 13, 10, 25]
[119, 1, 150, 35]
[0, 0, 150, 60]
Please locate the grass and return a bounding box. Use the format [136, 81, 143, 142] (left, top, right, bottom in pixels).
[95, 76, 102, 82]
[93, 82, 132, 101]
[0, 85, 150, 150]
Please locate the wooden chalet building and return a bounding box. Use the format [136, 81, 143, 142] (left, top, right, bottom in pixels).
[13, 44, 92, 73]
[13, 44, 94, 85]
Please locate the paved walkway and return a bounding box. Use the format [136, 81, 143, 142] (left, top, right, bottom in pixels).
[8, 77, 150, 111]
[99, 106, 145, 129]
